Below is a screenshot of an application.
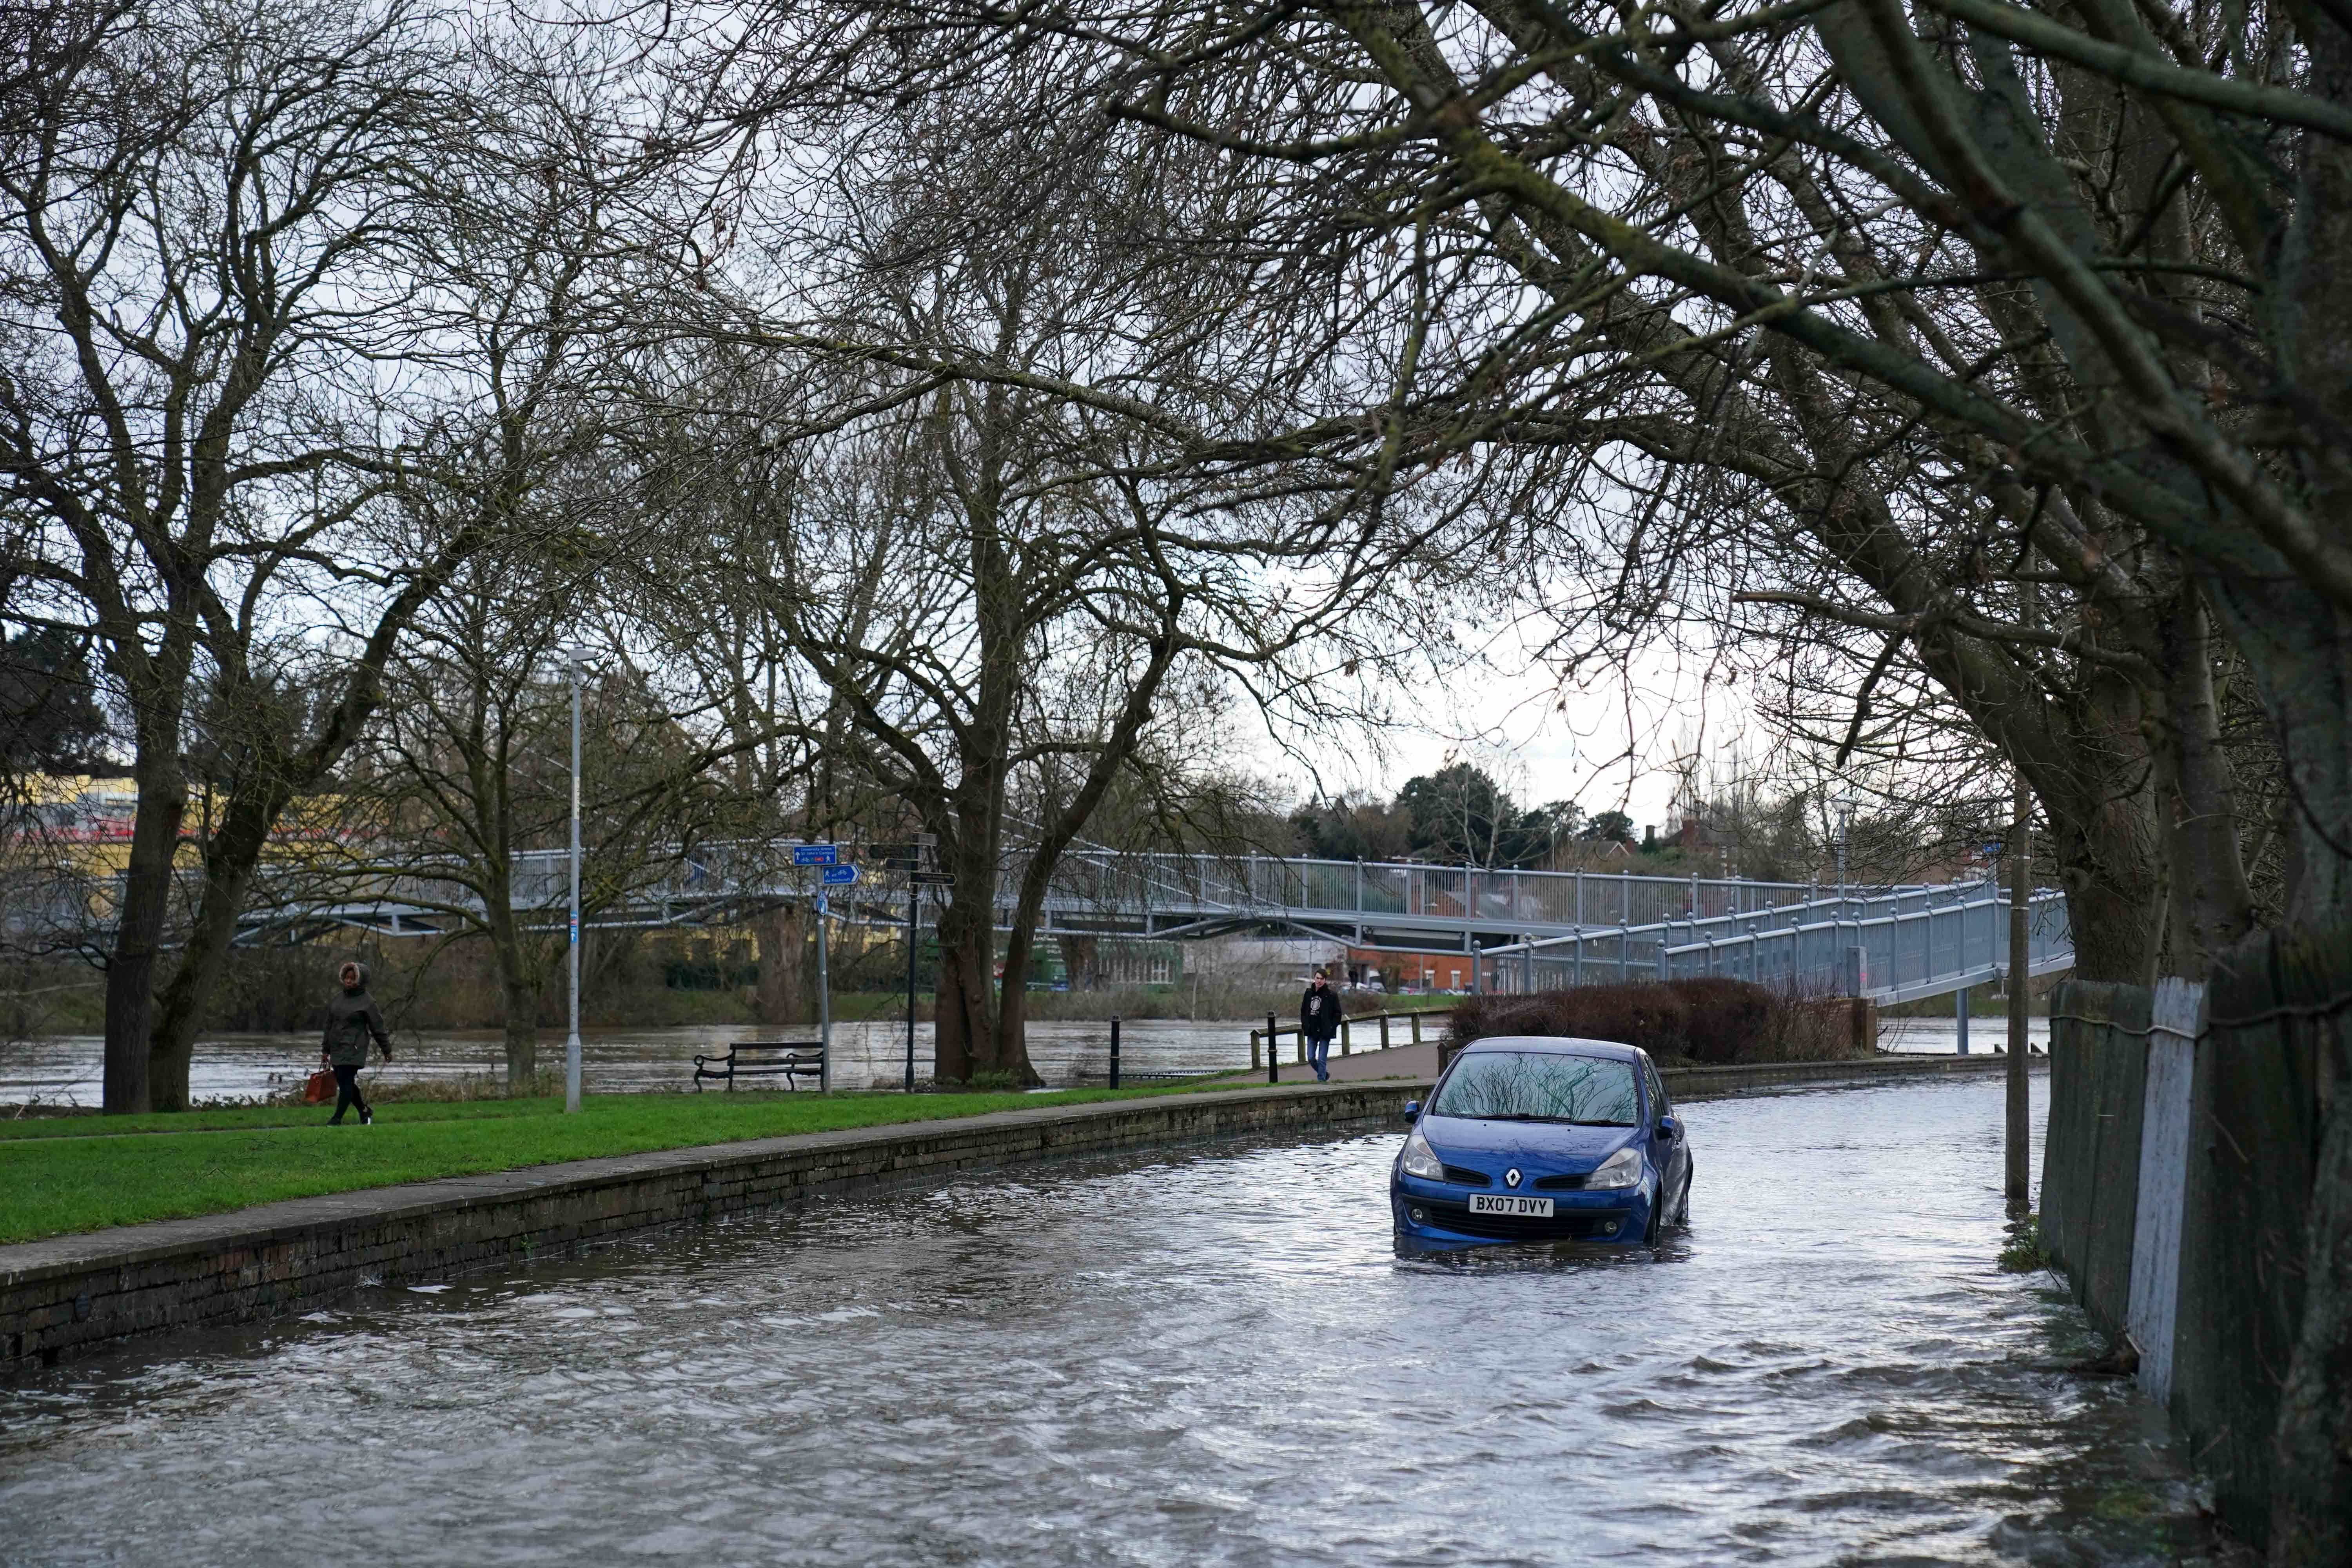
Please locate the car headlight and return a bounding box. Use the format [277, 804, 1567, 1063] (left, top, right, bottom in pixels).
[1399, 1128, 1445, 1180]
[1584, 1146, 1642, 1190]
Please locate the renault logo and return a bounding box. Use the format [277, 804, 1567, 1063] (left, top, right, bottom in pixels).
[1504, 1168, 1523, 1188]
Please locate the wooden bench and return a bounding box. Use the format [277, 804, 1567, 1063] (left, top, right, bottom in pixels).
[691, 1040, 825, 1091]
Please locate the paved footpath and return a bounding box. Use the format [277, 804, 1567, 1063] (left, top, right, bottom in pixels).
[1240, 1043, 1441, 1083]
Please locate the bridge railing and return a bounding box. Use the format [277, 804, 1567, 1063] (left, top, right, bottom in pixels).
[1478, 882, 2072, 1002]
[984, 850, 1857, 927]
[492, 846, 1868, 928]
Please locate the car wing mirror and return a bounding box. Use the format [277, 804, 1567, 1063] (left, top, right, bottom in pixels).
[1403, 1100, 1421, 1118]
[1655, 1116, 1677, 1140]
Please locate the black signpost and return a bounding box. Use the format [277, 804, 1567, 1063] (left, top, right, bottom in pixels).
[905, 879, 918, 1092]
[898, 840, 946, 1091]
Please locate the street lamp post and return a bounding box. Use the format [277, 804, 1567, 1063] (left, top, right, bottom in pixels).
[565, 648, 584, 1115]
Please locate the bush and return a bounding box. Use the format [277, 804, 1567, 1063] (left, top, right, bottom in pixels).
[1669, 978, 1781, 1063]
[1447, 978, 1867, 1065]
[1447, 983, 1695, 1058]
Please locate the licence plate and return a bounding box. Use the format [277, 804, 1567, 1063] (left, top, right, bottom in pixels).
[1468, 1194, 1553, 1217]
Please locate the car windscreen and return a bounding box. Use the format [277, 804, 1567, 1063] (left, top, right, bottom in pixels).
[1429, 1052, 1641, 1125]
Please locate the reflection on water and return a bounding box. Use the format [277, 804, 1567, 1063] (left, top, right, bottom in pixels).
[0, 1076, 2220, 1564]
[0, 1016, 1273, 1104]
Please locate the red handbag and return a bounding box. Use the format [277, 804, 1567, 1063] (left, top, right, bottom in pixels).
[304, 1069, 336, 1104]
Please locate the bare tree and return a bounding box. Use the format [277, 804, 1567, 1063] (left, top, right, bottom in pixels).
[0, 0, 504, 1110]
[632, 62, 1437, 1082]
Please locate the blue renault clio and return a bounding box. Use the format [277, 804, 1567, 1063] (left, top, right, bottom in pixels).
[1392, 1036, 1693, 1249]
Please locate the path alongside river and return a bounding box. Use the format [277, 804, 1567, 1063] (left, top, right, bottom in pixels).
[0, 1073, 2219, 1564]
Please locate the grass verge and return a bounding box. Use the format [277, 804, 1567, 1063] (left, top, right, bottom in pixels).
[0, 1080, 1261, 1247]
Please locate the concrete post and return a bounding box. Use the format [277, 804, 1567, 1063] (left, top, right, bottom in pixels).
[1843, 945, 1868, 998]
[1956, 981, 1970, 1056]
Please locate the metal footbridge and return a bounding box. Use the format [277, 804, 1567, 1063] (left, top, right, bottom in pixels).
[318, 848, 2076, 1007]
[4, 829, 2071, 1006]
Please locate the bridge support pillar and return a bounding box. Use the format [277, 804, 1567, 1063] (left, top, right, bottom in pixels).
[1843, 946, 1868, 998]
[1956, 983, 1970, 1055]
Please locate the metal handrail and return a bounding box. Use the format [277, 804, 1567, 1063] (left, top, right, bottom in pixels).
[1479, 882, 2072, 1004]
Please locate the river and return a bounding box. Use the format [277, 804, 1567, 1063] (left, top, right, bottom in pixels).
[0, 1011, 2048, 1106]
[0, 1074, 2215, 1564]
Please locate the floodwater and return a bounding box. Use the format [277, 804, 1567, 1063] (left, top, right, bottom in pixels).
[0, 1075, 2216, 1564]
[0, 1011, 2040, 1107]
[0, 1016, 1267, 1105]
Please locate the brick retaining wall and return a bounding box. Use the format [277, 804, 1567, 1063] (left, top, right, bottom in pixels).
[0, 1051, 2037, 1372]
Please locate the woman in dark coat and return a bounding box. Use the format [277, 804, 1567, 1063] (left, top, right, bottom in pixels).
[321, 961, 394, 1124]
[1299, 967, 1343, 1082]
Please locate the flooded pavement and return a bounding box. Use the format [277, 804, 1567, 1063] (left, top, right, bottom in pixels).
[0, 1074, 2216, 1565]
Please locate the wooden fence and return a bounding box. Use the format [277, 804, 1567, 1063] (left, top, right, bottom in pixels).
[2041, 927, 2346, 1551]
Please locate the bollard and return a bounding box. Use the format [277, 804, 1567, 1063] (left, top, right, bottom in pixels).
[1380, 1014, 1391, 1051]
[1250, 1029, 1261, 1071]
[1411, 1013, 1423, 1046]
[1267, 1013, 1279, 1083]
[1110, 1014, 1121, 1089]
[1340, 1019, 1351, 1056]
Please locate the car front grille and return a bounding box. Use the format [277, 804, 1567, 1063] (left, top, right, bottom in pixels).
[1532, 1172, 1587, 1191]
[1441, 1164, 1492, 1187]
[1422, 1203, 1633, 1241]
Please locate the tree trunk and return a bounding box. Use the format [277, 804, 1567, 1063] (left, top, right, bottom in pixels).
[486, 913, 539, 1092]
[2215, 580, 2352, 1563]
[2044, 797, 2164, 984]
[101, 746, 187, 1114]
[147, 775, 296, 1111]
[499, 985, 539, 1090]
[932, 897, 990, 1086]
[987, 917, 1044, 1087]
[755, 903, 809, 1025]
[2151, 591, 2258, 979]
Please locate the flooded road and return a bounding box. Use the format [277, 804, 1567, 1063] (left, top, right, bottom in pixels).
[0, 1074, 2209, 1565]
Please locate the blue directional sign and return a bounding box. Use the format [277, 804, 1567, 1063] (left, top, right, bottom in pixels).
[791, 844, 839, 866]
[822, 863, 859, 886]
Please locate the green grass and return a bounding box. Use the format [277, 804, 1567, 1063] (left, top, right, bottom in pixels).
[1998, 1212, 2051, 1273]
[0, 1082, 1248, 1246]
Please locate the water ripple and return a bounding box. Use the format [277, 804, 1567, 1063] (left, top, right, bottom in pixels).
[1, 1077, 2227, 1564]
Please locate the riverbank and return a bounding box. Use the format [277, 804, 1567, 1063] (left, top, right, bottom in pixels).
[0, 1081, 1260, 1246]
[1, 1080, 1420, 1370]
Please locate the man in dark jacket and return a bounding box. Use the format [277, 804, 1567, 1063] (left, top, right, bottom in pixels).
[321, 961, 394, 1125]
[1299, 967, 1343, 1082]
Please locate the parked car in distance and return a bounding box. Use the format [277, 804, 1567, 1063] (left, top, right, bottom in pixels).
[1391, 1036, 1693, 1249]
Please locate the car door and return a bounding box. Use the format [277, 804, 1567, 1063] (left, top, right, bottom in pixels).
[1641, 1053, 1689, 1201]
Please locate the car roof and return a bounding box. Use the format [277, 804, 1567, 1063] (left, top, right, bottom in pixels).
[1456, 1035, 1644, 1061]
